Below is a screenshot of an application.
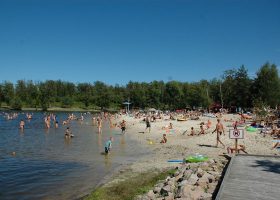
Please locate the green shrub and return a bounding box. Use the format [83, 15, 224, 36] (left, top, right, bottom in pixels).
[10, 97, 23, 110]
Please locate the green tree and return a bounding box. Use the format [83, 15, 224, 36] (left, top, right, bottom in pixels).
[15, 80, 27, 104]
[253, 62, 280, 107]
[44, 80, 58, 107]
[77, 83, 92, 107]
[2, 81, 14, 105]
[163, 81, 182, 110]
[222, 69, 236, 107]
[146, 81, 164, 109]
[61, 96, 74, 108]
[126, 81, 147, 109]
[112, 84, 126, 109]
[186, 83, 208, 109]
[221, 66, 252, 109]
[10, 97, 23, 110]
[26, 80, 39, 108]
[38, 83, 50, 111]
[208, 79, 222, 105]
[234, 66, 252, 109]
[0, 84, 3, 107]
[198, 80, 212, 109]
[94, 81, 112, 110]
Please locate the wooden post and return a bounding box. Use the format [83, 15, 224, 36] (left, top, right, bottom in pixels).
[235, 138, 238, 154]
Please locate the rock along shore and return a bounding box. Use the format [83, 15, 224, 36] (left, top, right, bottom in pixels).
[135, 157, 229, 200]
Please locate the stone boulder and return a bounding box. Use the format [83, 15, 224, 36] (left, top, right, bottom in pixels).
[147, 190, 156, 199]
[160, 185, 172, 197]
[183, 169, 193, 179]
[202, 172, 215, 183]
[178, 184, 195, 198]
[196, 168, 205, 178]
[187, 174, 199, 185]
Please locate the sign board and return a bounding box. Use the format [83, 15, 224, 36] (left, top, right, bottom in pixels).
[229, 129, 244, 139]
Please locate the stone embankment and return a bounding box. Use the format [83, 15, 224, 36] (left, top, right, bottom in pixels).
[136, 158, 229, 200]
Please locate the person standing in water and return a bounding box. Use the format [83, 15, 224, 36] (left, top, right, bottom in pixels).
[105, 137, 113, 154]
[92, 116, 96, 126]
[212, 118, 225, 148]
[120, 120, 126, 134]
[19, 119, 25, 130]
[97, 117, 102, 134]
[54, 115, 59, 128]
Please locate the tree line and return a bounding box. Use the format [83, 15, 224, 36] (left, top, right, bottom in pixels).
[0, 63, 279, 111]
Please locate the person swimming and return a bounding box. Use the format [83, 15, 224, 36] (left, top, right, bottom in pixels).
[65, 127, 74, 138]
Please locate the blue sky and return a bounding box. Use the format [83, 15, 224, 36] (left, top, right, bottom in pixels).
[0, 0, 279, 85]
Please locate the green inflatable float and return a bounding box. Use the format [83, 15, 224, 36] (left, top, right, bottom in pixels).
[246, 126, 257, 132]
[185, 154, 208, 163]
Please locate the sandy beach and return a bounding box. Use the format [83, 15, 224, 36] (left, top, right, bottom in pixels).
[105, 113, 280, 183]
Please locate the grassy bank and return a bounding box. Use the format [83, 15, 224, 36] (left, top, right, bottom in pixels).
[85, 169, 176, 200]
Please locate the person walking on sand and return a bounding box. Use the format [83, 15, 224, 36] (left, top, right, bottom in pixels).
[145, 116, 151, 133]
[212, 119, 225, 148]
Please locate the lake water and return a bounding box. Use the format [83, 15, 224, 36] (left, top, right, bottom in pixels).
[0, 112, 149, 200]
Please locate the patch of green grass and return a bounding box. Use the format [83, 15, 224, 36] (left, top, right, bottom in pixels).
[85, 169, 175, 200]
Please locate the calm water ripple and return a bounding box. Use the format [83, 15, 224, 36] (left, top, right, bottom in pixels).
[0, 112, 149, 200]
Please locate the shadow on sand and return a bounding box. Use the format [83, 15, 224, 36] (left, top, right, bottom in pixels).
[251, 159, 280, 174]
[198, 144, 217, 148]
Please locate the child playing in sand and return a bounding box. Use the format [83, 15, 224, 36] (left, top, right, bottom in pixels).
[198, 125, 205, 135]
[160, 134, 167, 143]
[189, 127, 195, 136]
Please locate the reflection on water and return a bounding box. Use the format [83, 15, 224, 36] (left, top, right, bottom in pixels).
[104, 154, 112, 168]
[120, 135, 126, 151]
[0, 112, 149, 200]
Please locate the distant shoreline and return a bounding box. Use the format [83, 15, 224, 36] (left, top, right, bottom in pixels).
[0, 106, 118, 112]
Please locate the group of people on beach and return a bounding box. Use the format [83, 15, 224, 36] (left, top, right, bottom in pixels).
[3, 107, 280, 158]
[140, 111, 251, 154]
